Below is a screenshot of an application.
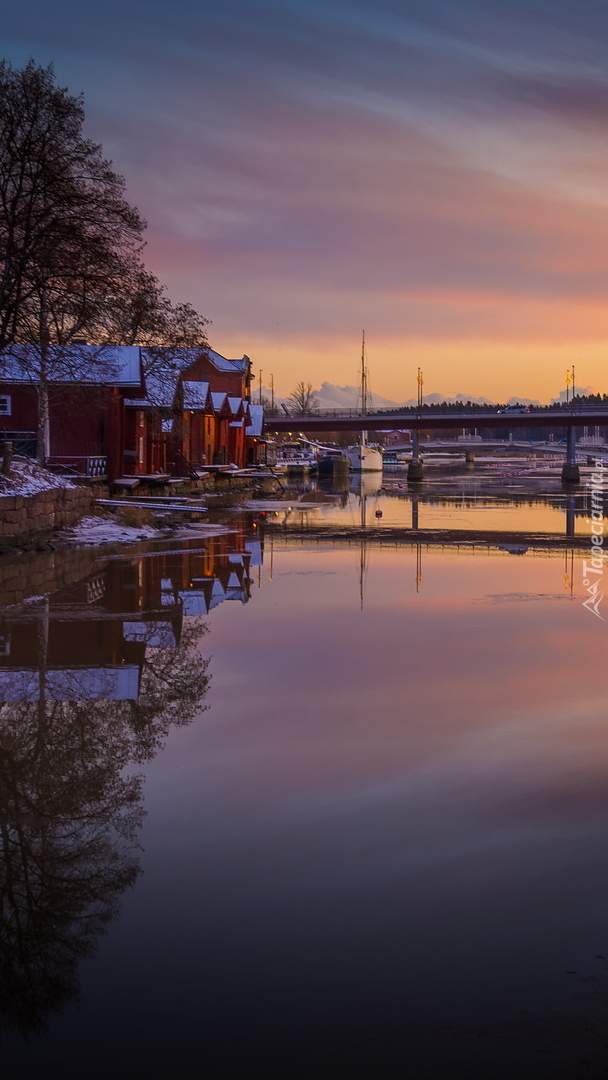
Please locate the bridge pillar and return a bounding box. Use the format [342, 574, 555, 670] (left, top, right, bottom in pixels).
[408, 428, 423, 481]
[465, 450, 475, 464]
[561, 426, 580, 483]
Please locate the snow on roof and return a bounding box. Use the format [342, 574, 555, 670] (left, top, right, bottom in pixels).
[211, 391, 228, 413]
[204, 348, 248, 373]
[183, 381, 210, 410]
[124, 369, 180, 409]
[0, 345, 143, 386]
[146, 370, 181, 407]
[247, 404, 264, 437]
[227, 396, 243, 416]
[139, 346, 248, 375]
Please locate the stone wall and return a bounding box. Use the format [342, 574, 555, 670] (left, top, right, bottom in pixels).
[0, 486, 94, 543]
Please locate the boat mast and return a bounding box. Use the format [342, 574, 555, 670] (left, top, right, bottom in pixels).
[361, 329, 367, 448]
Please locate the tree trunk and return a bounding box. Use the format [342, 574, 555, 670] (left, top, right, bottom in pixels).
[1, 440, 13, 476]
[36, 380, 49, 465]
[37, 291, 50, 465]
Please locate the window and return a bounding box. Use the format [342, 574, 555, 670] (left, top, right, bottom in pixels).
[0, 395, 11, 416]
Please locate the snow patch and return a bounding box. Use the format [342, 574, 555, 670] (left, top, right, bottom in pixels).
[0, 459, 77, 496]
[62, 515, 163, 546]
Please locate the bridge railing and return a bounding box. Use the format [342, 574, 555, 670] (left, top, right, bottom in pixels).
[278, 404, 608, 420]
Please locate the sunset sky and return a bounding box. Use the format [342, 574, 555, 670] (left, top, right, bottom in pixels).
[3, 0, 608, 401]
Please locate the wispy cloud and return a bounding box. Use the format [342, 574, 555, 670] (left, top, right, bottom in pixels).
[3, 0, 608, 397]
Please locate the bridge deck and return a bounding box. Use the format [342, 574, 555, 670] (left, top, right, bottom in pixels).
[264, 408, 608, 433]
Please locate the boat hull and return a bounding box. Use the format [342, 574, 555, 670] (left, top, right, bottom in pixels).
[317, 453, 350, 477]
[345, 445, 383, 472]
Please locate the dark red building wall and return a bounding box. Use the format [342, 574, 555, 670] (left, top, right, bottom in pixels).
[182, 356, 247, 398]
[0, 384, 38, 431]
[48, 388, 106, 458]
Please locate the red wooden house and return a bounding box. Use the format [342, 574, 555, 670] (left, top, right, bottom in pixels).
[0, 343, 262, 480]
[0, 345, 146, 482]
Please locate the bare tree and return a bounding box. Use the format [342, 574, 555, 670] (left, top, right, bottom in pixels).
[0, 61, 147, 460]
[0, 614, 210, 1037]
[289, 381, 319, 415]
[100, 262, 211, 376]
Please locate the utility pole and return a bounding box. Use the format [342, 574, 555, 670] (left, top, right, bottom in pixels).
[270, 374, 275, 413]
[259, 369, 263, 406]
[565, 369, 571, 404]
[417, 368, 424, 408]
[571, 363, 575, 400]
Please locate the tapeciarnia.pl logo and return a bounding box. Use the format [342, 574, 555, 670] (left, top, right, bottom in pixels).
[582, 458, 607, 620]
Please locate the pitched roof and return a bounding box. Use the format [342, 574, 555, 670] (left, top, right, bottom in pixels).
[0, 345, 143, 387]
[182, 381, 210, 410]
[247, 404, 264, 437]
[141, 346, 248, 376]
[204, 347, 249, 374]
[125, 369, 181, 409]
[227, 396, 244, 417]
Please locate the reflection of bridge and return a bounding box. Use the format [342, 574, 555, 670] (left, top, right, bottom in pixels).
[265, 407, 608, 482]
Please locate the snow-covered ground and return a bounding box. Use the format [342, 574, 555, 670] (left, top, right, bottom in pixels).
[61, 516, 235, 546]
[0, 459, 76, 495]
[62, 515, 164, 545]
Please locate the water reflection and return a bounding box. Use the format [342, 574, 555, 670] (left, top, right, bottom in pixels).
[262, 465, 603, 537]
[3, 516, 608, 1076]
[0, 529, 260, 1038]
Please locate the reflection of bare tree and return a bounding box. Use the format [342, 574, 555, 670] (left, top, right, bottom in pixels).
[0, 620, 210, 1038]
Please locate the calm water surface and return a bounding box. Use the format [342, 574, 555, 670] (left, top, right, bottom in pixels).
[1, 502, 608, 1078]
[257, 461, 604, 536]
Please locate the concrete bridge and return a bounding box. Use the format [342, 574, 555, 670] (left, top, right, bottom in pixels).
[264, 406, 608, 482]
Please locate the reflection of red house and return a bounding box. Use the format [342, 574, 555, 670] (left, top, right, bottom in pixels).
[0, 525, 261, 702]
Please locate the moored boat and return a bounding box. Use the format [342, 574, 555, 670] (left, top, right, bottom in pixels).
[275, 440, 318, 473]
[346, 332, 383, 472]
[316, 447, 350, 478]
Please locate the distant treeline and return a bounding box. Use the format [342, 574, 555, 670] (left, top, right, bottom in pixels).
[376, 394, 608, 415]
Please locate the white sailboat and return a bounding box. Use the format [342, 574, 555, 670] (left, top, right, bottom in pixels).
[345, 332, 383, 472]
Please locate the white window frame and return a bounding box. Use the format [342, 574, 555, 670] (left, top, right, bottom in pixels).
[0, 394, 11, 416]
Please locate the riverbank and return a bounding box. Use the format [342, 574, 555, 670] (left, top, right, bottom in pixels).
[0, 461, 98, 551]
[0, 461, 279, 553]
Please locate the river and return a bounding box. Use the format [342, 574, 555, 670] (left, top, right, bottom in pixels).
[1, 466, 608, 1078]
